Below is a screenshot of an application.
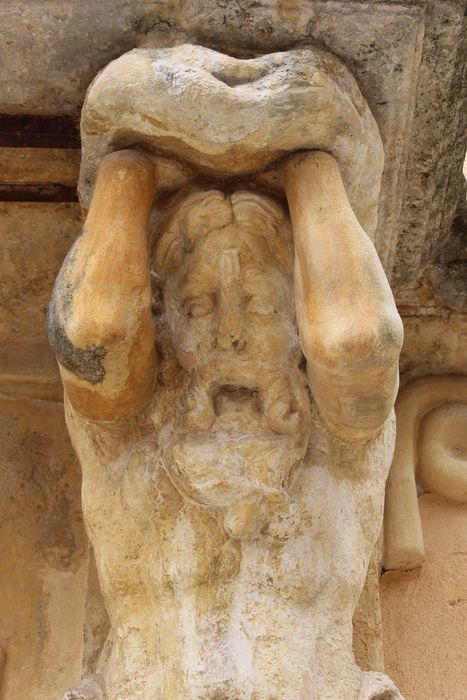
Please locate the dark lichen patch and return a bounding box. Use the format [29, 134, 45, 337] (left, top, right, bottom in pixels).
[46, 238, 107, 384]
[46, 315, 106, 384]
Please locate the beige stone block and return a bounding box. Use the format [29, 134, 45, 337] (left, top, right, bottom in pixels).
[0, 338, 59, 377]
[0, 148, 80, 186]
[0, 202, 82, 340]
[381, 494, 467, 700]
[399, 313, 467, 381]
[0, 397, 85, 564]
[0, 396, 87, 700]
[0, 202, 82, 385]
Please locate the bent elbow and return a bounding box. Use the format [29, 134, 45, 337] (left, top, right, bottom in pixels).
[304, 311, 403, 440]
[317, 310, 403, 373]
[312, 365, 400, 440]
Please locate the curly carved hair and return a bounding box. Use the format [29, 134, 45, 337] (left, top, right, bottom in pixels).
[153, 189, 294, 275]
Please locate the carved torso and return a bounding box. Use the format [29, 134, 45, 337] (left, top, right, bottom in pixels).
[67, 394, 395, 699]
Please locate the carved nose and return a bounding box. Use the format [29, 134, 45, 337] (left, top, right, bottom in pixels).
[216, 248, 244, 350]
[216, 307, 243, 350]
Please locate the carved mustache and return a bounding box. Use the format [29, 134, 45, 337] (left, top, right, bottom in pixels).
[183, 359, 309, 435]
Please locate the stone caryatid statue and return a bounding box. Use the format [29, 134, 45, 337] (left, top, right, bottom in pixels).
[47, 45, 404, 699]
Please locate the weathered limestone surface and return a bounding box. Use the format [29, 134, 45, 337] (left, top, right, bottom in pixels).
[383, 375, 467, 571]
[0, 202, 82, 398]
[399, 313, 467, 381]
[45, 36, 405, 693]
[383, 190, 467, 573]
[396, 208, 467, 382]
[1, 0, 465, 284]
[0, 148, 80, 187]
[0, 203, 81, 341]
[0, 202, 88, 700]
[79, 554, 387, 695]
[0, 397, 87, 699]
[0, 183, 391, 698]
[0, 3, 464, 698]
[81, 548, 111, 681]
[79, 45, 383, 239]
[375, 167, 466, 691]
[352, 544, 385, 674]
[381, 494, 467, 700]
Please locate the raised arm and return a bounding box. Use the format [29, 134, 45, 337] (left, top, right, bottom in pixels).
[47, 150, 156, 421]
[284, 151, 403, 440]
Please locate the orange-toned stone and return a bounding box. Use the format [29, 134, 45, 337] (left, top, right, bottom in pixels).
[381, 493, 467, 700]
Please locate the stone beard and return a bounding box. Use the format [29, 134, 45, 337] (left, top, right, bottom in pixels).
[48, 150, 404, 700]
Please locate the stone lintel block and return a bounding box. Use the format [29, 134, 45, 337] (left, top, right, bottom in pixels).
[0, 0, 464, 282]
[0, 148, 80, 187]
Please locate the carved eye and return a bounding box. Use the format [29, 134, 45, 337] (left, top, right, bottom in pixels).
[246, 298, 277, 316]
[185, 294, 215, 318]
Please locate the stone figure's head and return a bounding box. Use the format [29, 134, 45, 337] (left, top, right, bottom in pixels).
[154, 190, 299, 371]
[153, 190, 311, 540]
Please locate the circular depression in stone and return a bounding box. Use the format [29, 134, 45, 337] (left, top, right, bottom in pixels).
[418, 402, 467, 503]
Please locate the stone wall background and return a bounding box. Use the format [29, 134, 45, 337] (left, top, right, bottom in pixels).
[0, 2, 465, 698]
[0, 201, 87, 698]
[381, 495, 467, 700]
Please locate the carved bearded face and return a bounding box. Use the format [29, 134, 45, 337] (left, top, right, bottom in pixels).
[154, 190, 311, 540]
